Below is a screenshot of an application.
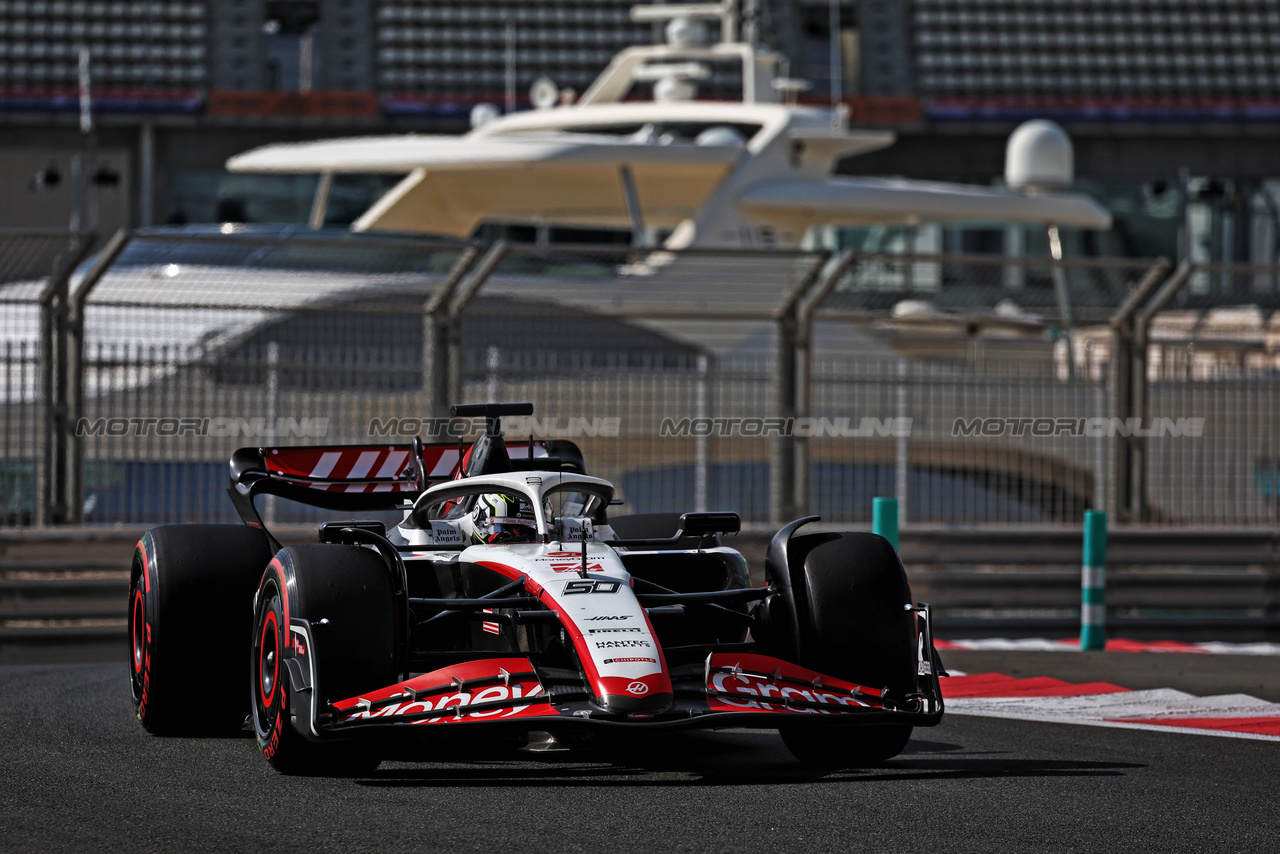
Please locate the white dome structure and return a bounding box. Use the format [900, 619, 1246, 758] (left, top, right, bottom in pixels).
[1005, 120, 1074, 192]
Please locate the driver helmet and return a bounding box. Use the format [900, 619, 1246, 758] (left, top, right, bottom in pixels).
[466, 492, 539, 544]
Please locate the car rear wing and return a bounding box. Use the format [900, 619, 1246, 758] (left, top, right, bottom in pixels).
[236, 442, 461, 498]
[228, 438, 580, 545]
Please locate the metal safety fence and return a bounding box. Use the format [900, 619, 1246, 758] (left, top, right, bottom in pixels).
[3, 227, 1279, 530]
[0, 230, 96, 526]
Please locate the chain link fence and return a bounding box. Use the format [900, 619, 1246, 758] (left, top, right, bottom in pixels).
[0, 230, 95, 525]
[70, 230, 468, 526]
[4, 228, 1278, 530]
[1141, 265, 1280, 526]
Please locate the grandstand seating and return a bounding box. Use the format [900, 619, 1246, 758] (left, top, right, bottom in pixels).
[911, 0, 1280, 120]
[372, 0, 760, 115]
[375, 0, 651, 112]
[5, 0, 1273, 122]
[0, 0, 206, 111]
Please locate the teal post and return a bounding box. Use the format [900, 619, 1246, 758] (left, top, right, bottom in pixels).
[873, 497, 899, 551]
[1080, 509, 1108, 650]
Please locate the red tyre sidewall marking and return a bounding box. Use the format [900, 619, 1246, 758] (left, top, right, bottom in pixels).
[131, 589, 145, 674]
[255, 563, 289, 761]
[133, 536, 154, 720]
[260, 557, 290, 649]
[259, 610, 279, 709]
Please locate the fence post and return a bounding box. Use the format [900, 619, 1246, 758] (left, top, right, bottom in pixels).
[793, 251, 856, 518]
[693, 352, 710, 513]
[1105, 259, 1174, 522]
[771, 310, 798, 525]
[64, 230, 129, 524]
[772, 251, 834, 524]
[444, 242, 507, 407]
[1081, 509, 1108, 650]
[873, 496, 899, 550]
[36, 277, 61, 526]
[1126, 261, 1194, 524]
[35, 231, 97, 525]
[423, 244, 483, 418]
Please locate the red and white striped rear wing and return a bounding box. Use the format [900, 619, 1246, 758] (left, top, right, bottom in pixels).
[227, 441, 555, 526]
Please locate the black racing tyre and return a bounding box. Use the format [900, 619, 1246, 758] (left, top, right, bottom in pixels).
[775, 532, 917, 766]
[128, 524, 272, 735]
[251, 544, 397, 776]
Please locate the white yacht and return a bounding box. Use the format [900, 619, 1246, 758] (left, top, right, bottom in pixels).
[227, 0, 1110, 249]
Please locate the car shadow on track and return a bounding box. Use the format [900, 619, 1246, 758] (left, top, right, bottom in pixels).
[355, 732, 1143, 787]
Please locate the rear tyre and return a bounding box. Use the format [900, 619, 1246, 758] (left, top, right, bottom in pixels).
[774, 532, 917, 766]
[252, 544, 397, 776]
[128, 525, 272, 735]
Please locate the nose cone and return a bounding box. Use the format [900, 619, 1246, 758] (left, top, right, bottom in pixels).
[594, 672, 673, 715]
[597, 690, 673, 715]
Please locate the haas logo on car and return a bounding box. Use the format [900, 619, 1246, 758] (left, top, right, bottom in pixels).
[626, 681, 650, 696]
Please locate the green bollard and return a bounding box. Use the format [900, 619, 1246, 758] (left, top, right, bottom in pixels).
[1080, 509, 1108, 651]
[873, 497, 899, 551]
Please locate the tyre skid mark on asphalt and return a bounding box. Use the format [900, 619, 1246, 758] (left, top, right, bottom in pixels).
[943, 672, 1280, 742]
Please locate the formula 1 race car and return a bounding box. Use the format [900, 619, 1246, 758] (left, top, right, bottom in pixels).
[128, 403, 945, 775]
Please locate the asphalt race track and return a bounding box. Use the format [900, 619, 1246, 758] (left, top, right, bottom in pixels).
[3, 655, 1279, 852]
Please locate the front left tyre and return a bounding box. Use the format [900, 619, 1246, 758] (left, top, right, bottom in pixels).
[251, 543, 398, 776]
